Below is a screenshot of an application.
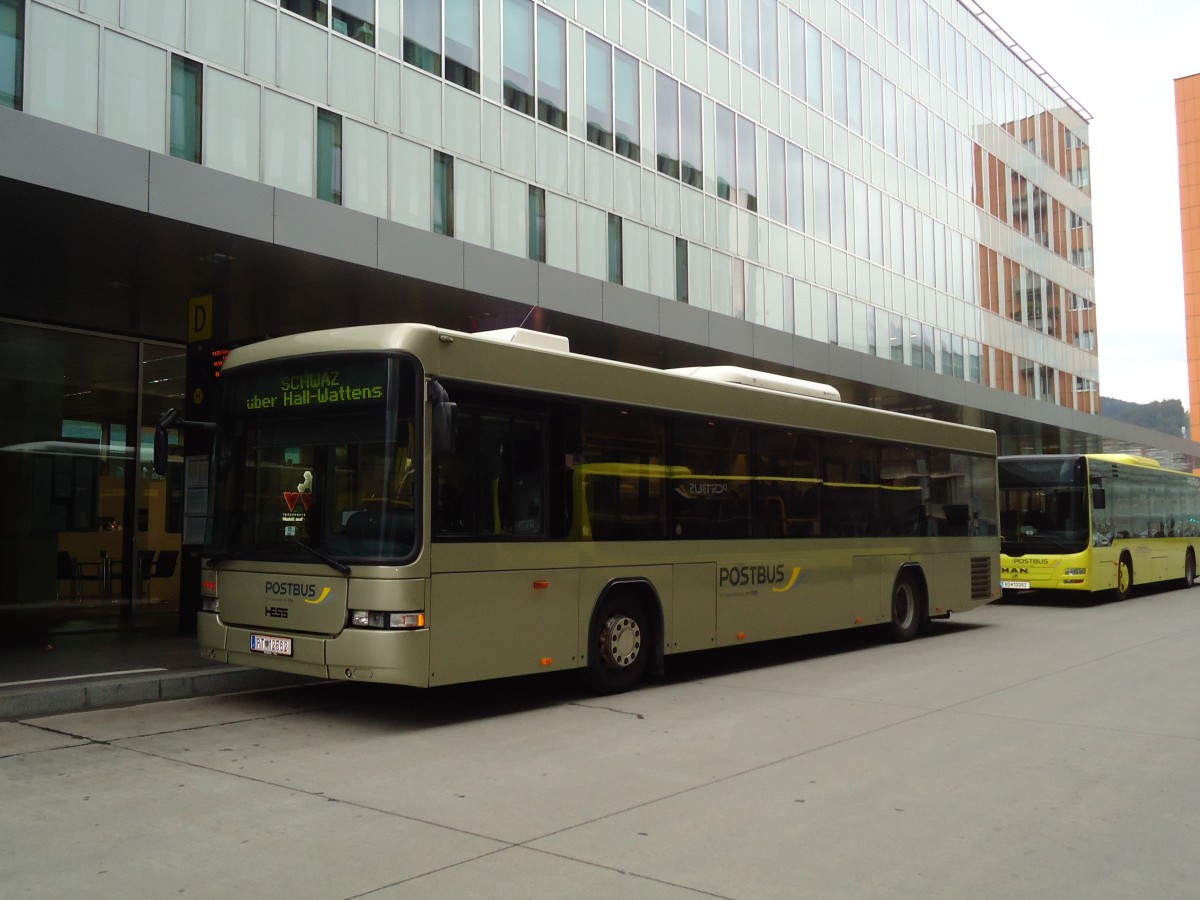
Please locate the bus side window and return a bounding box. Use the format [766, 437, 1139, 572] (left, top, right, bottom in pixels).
[435, 413, 475, 536]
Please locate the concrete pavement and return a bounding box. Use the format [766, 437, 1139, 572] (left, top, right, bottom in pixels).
[2, 586, 1198, 899]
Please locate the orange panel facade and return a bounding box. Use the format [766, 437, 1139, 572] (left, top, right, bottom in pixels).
[1179, 73, 1200, 448]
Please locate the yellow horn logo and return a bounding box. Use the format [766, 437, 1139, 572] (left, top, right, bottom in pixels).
[305, 587, 331, 605]
[772, 567, 802, 593]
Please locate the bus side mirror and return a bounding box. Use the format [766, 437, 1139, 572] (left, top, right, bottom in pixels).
[153, 408, 179, 477]
[1092, 487, 1106, 510]
[428, 380, 457, 455]
[433, 400, 457, 455]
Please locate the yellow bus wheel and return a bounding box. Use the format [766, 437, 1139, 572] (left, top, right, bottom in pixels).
[1185, 550, 1196, 589]
[1113, 554, 1133, 602]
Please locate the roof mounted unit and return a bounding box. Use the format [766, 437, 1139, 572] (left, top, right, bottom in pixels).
[668, 365, 841, 402]
[474, 327, 570, 354]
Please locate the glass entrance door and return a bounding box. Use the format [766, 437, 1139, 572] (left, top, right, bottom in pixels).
[0, 323, 184, 636]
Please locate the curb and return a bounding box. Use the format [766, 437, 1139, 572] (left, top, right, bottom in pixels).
[1, 667, 311, 721]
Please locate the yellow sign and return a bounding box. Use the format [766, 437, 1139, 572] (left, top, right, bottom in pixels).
[188, 295, 213, 342]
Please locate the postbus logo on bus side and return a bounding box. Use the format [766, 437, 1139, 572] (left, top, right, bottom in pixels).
[718, 564, 804, 595]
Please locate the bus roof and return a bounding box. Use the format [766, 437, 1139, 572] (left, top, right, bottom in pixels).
[222, 323, 996, 455]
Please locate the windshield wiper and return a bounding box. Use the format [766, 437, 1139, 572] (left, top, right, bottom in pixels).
[293, 540, 352, 576]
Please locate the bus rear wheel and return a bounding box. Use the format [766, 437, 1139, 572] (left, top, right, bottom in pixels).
[886, 571, 923, 642]
[1113, 553, 1133, 602]
[585, 593, 651, 694]
[1185, 550, 1196, 589]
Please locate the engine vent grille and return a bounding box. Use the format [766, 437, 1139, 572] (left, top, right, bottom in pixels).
[970, 556, 993, 600]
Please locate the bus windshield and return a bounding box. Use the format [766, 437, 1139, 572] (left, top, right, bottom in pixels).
[207, 355, 418, 564]
[999, 456, 1089, 555]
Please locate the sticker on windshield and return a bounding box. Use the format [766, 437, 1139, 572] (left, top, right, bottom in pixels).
[282, 470, 313, 535]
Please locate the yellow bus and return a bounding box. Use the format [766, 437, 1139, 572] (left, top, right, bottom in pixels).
[999, 453, 1200, 601]
[174, 323, 999, 693]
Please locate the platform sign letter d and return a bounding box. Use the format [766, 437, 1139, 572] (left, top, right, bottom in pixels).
[189, 295, 213, 342]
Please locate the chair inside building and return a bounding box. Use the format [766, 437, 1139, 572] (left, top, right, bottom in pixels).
[56, 550, 104, 603]
[137, 550, 179, 601]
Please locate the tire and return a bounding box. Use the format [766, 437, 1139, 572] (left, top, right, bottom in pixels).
[886, 571, 923, 642]
[1185, 550, 1196, 589]
[1113, 553, 1133, 601]
[585, 592, 651, 694]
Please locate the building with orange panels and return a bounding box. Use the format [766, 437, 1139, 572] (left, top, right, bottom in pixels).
[1179, 73, 1200, 442]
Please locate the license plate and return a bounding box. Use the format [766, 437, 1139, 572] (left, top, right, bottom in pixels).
[1001, 580, 1031, 590]
[250, 634, 293, 656]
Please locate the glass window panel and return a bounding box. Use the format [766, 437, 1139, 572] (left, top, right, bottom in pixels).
[433, 150, 454, 235]
[805, 22, 822, 110]
[760, 0, 778, 84]
[867, 185, 882, 263]
[883, 80, 897, 155]
[715, 104, 734, 202]
[685, 0, 706, 40]
[502, 0, 533, 114]
[403, 0, 440, 75]
[282, 0, 328, 26]
[786, 142, 803, 231]
[317, 109, 342, 204]
[710, 0, 729, 53]
[735, 115, 756, 212]
[812, 157, 830, 242]
[648, 0, 671, 14]
[868, 69, 883, 146]
[614, 50, 640, 162]
[767, 132, 786, 223]
[585, 34, 613, 150]
[528, 185, 546, 262]
[831, 43, 846, 126]
[0, 0, 24, 110]
[846, 54, 862, 134]
[169, 55, 202, 163]
[608, 213, 623, 284]
[741, 0, 759, 71]
[332, 0, 375, 45]
[680, 85, 702, 188]
[829, 167, 845, 249]
[445, 0, 479, 91]
[655, 72, 679, 178]
[675, 237, 689, 303]
[852, 178, 868, 258]
[788, 12, 804, 99]
[536, 7, 566, 129]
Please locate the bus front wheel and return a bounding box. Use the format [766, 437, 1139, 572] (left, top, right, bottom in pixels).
[1113, 554, 1133, 602]
[886, 571, 923, 642]
[585, 593, 651, 694]
[1185, 550, 1196, 589]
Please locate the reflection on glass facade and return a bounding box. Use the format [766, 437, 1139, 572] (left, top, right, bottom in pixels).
[10, 0, 1101, 413]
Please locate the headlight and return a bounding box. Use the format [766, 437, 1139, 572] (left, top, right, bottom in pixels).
[350, 610, 425, 629]
[1064, 568, 1086, 576]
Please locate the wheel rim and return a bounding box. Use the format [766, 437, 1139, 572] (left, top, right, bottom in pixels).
[894, 582, 916, 631]
[1118, 560, 1131, 594]
[599, 614, 642, 669]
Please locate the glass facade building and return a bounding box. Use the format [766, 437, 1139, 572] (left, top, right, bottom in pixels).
[1, 0, 1198, 646]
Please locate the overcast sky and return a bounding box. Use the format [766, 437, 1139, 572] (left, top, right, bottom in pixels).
[978, 0, 1200, 405]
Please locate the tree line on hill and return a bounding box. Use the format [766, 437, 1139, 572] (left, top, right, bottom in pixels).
[1101, 397, 1189, 438]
